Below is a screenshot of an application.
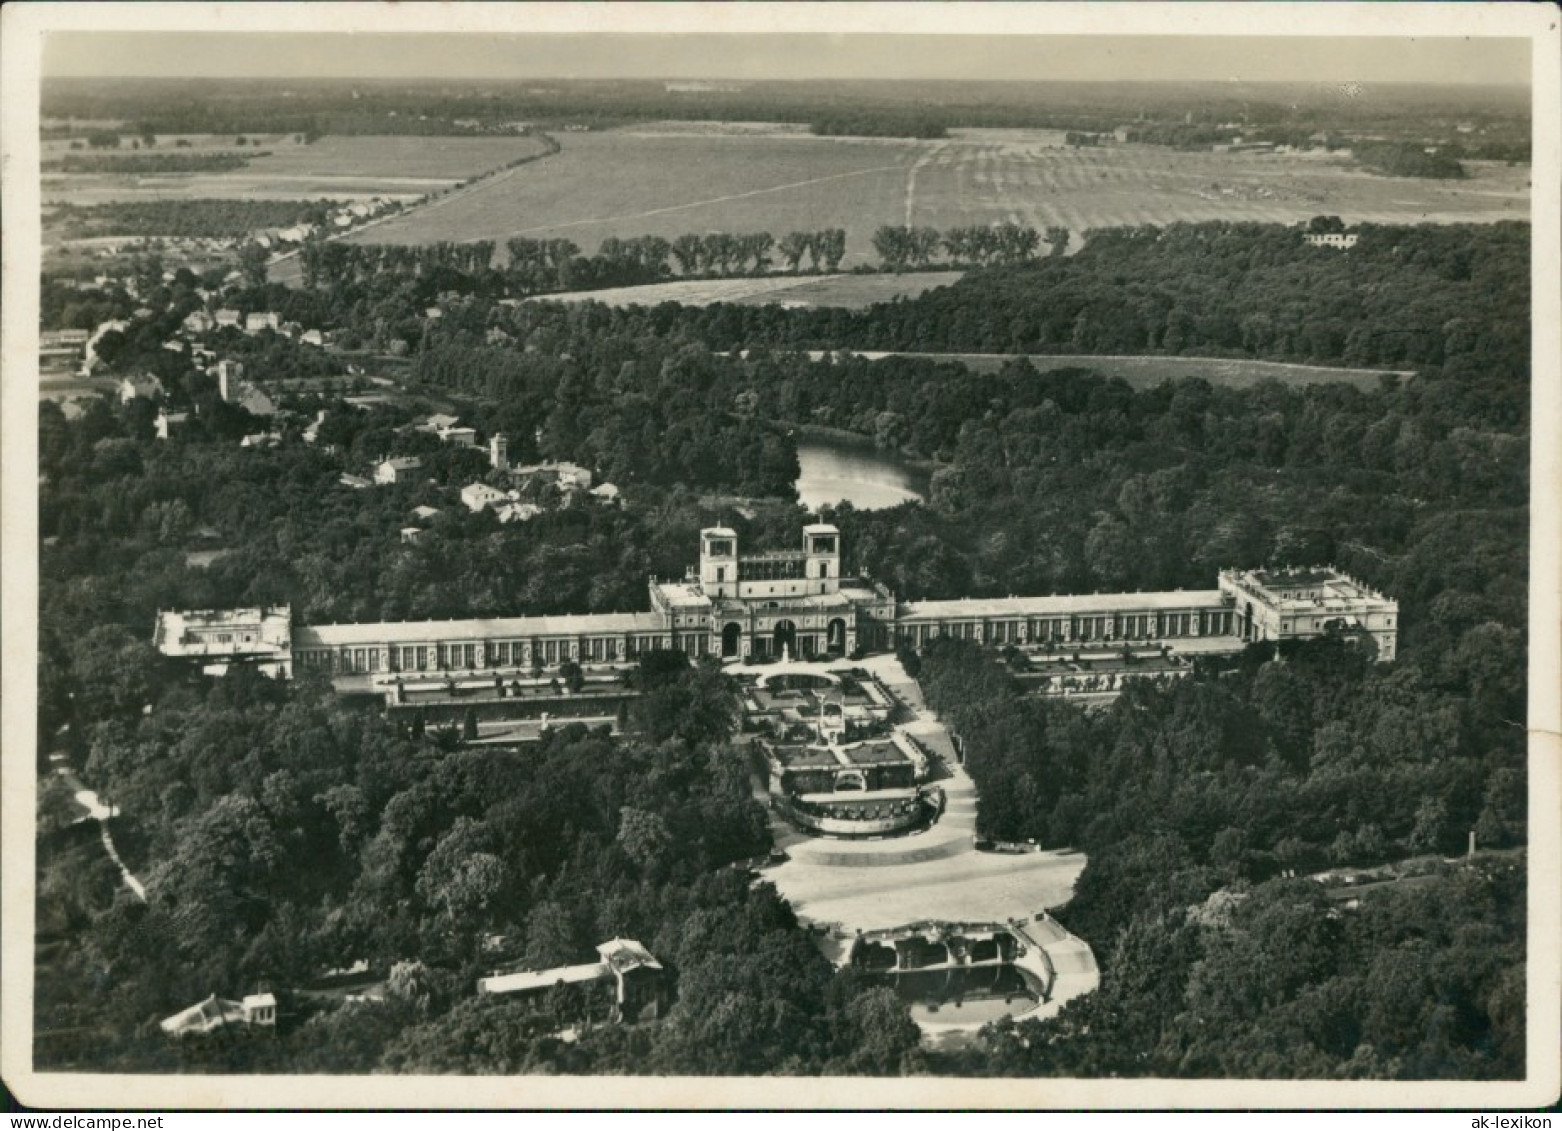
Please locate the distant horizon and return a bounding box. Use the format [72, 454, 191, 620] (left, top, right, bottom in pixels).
[41, 32, 1532, 87]
[40, 74, 1534, 91]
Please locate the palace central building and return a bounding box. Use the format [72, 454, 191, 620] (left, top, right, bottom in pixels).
[159, 524, 1397, 678]
[651, 524, 896, 661]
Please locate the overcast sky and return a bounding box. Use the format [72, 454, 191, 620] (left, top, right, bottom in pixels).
[43, 31, 1530, 86]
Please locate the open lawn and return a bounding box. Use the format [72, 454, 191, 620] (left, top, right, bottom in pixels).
[525, 270, 964, 309]
[41, 135, 549, 206]
[789, 350, 1413, 390]
[909, 351, 1415, 390]
[341, 127, 1529, 268]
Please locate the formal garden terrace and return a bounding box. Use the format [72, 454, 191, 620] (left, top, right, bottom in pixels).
[737, 663, 937, 837]
[1003, 641, 1208, 703]
[369, 662, 640, 743]
[837, 913, 1099, 1035]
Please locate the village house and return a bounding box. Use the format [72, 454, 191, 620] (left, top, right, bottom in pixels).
[416, 414, 480, 448]
[154, 408, 189, 440]
[461, 482, 509, 513]
[236, 385, 277, 417]
[375, 456, 423, 485]
[495, 501, 543, 524]
[117, 374, 164, 403]
[182, 310, 216, 335]
[160, 993, 276, 1037]
[513, 461, 594, 492]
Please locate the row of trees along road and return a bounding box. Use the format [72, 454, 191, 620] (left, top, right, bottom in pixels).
[296, 229, 848, 300]
[871, 222, 1069, 269]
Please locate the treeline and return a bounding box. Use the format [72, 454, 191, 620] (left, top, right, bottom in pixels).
[809, 111, 948, 139]
[871, 222, 1068, 270]
[46, 152, 261, 174]
[296, 228, 849, 299]
[48, 199, 336, 241]
[1353, 141, 1466, 179]
[299, 241, 499, 288]
[1119, 123, 1237, 149]
[915, 637, 1525, 1078]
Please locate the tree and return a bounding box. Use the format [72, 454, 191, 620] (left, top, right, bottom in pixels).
[818, 229, 847, 272]
[617, 806, 673, 875]
[238, 242, 269, 289]
[839, 986, 923, 1074]
[778, 232, 810, 272]
[671, 234, 704, 276]
[872, 226, 909, 272]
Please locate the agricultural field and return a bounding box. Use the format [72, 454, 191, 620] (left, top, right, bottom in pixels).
[527, 270, 964, 309]
[41, 134, 550, 206]
[340, 126, 1530, 268]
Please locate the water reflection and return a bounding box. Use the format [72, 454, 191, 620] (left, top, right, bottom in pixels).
[795, 433, 928, 512]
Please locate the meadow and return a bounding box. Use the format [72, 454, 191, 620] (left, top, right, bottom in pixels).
[341, 126, 1530, 267]
[830, 350, 1415, 391]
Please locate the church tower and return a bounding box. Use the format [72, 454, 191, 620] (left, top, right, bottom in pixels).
[802, 523, 841, 595]
[699, 527, 738, 599]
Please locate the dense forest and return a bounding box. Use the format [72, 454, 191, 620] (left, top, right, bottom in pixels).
[911, 637, 1525, 1078]
[38, 659, 922, 1075]
[35, 214, 1530, 1076]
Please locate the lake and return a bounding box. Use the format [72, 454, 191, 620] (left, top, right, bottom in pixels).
[794, 433, 929, 512]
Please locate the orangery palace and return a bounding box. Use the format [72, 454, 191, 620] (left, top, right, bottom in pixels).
[155, 523, 1399, 678]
